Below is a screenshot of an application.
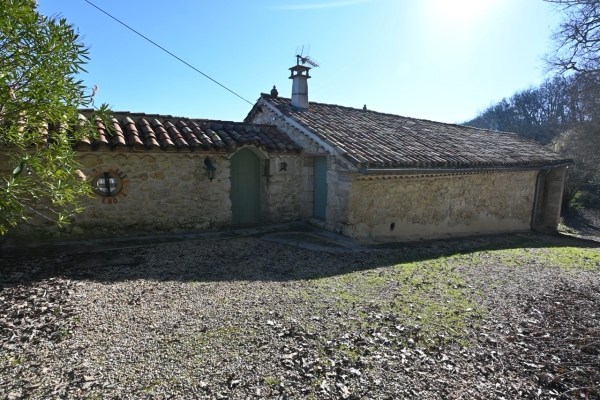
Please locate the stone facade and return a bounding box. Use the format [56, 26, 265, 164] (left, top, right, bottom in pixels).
[1, 97, 568, 244]
[75, 151, 231, 236]
[345, 170, 538, 242]
[532, 166, 567, 232]
[250, 104, 353, 229]
[247, 97, 568, 242]
[1, 147, 303, 241]
[259, 154, 303, 224]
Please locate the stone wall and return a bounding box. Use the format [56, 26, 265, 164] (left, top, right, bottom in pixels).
[532, 166, 567, 232]
[1, 147, 303, 242]
[250, 102, 352, 227]
[260, 154, 303, 224]
[327, 169, 351, 231]
[346, 170, 539, 241]
[74, 151, 233, 237]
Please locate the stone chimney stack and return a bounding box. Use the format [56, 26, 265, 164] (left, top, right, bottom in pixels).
[289, 59, 311, 111]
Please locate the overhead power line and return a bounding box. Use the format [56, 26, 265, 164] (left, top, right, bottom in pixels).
[83, 0, 254, 106]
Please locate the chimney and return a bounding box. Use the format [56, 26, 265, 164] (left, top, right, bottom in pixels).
[289, 57, 311, 111]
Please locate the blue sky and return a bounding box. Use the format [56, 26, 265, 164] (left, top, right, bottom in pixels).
[38, 0, 561, 124]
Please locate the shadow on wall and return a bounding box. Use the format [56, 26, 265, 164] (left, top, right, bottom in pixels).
[0, 232, 599, 287]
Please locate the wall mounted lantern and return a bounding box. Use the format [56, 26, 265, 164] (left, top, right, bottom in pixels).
[204, 157, 216, 182]
[279, 162, 288, 172]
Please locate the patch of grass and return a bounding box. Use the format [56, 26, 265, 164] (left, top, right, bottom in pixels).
[310, 256, 485, 347]
[8, 357, 24, 367]
[56, 328, 73, 340]
[387, 260, 484, 345]
[276, 240, 598, 350]
[263, 376, 282, 386]
[534, 246, 600, 271]
[468, 246, 600, 272]
[188, 326, 244, 348]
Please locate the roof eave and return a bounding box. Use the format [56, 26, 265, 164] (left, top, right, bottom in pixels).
[358, 160, 574, 175]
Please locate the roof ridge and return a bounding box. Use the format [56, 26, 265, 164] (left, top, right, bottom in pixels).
[79, 109, 280, 128]
[259, 93, 521, 137]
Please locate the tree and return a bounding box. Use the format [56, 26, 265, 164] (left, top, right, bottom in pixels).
[544, 0, 600, 208]
[464, 75, 587, 144]
[552, 123, 600, 211]
[0, 0, 109, 235]
[464, 72, 600, 210]
[545, 1, 600, 72]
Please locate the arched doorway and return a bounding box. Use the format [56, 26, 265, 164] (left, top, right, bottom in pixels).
[230, 148, 261, 225]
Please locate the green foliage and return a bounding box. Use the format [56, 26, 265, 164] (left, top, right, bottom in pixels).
[263, 376, 282, 387]
[0, 0, 110, 234]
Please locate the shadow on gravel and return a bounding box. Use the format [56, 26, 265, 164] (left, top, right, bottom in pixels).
[1, 231, 599, 286]
[562, 206, 600, 238]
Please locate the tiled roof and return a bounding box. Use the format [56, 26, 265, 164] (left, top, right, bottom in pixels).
[246, 94, 570, 169]
[77, 110, 302, 153]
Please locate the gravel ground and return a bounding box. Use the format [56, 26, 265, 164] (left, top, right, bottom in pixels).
[1, 232, 599, 399]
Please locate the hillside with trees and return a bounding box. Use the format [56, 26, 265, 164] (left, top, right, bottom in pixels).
[464, 73, 600, 210]
[464, 74, 598, 144]
[465, 0, 600, 213]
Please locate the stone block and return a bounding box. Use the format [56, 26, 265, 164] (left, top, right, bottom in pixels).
[149, 188, 174, 200]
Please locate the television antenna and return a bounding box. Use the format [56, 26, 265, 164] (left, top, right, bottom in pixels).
[294, 44, 320, 68]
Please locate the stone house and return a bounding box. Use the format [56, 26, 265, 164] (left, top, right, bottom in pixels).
[1, 60, 571, 243]
[1, 114, 305, 240]
[243, 61, 571, 242]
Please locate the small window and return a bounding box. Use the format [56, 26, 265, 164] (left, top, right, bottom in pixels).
[92, 172, 122, 197]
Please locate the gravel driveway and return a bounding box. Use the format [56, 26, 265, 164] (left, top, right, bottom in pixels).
[1, 232, 599, 399]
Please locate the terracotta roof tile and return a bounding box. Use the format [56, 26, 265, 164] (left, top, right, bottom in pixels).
[110, 118, 127, 147]
[174, 120, 202, 147]
[76, 110, 301, 154]
[163, 120, 188, 148]
[151, 119, 176, 149]
[95, 119, 110, 147]
[122, 117, 144, 147]
[247, 94, 570, 169]
[187, 121, 213, 148]
[137, 118, 161, 149]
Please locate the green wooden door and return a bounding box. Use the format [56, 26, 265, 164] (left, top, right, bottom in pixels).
[313, 156, 328, 219]
[230, 149, 261, 225]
